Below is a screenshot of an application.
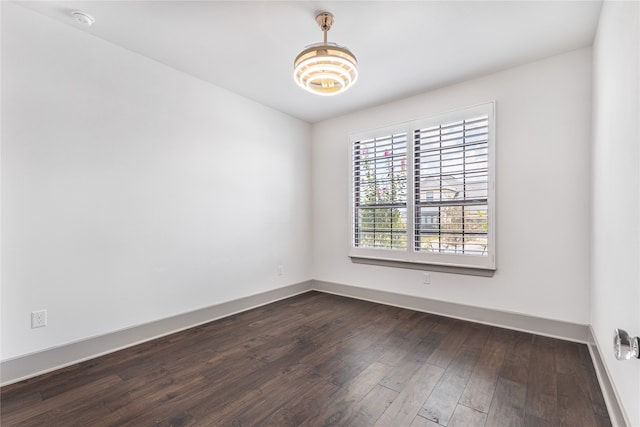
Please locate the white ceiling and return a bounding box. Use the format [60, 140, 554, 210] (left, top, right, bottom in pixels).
[17, 1, 602, 123]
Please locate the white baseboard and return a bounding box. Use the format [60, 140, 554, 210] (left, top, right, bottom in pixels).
[312, 280, 590, 342]
[587, 326, 629, 427]
[1, 277, 627, 427]
[0, 281, 312, 386]
[0, 279, 591, 386]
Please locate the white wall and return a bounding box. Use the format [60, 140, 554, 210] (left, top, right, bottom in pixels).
[312, 48, 592, 325]
[591, 1, 640, 425]
[1, 3, 311, 361]
[2, 3, 638, 423]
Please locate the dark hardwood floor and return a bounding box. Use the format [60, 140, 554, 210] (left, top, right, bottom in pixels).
[1, 291, 610, 426]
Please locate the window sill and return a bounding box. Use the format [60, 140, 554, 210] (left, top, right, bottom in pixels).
[349, 256, 496, 277]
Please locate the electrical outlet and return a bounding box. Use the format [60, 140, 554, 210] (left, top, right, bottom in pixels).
[31, 310, 47, 328]
[277, 264, 284, 276]
[423, 273, 431, 285]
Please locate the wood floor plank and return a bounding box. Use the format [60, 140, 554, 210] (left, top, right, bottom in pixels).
[410, 415, 442, 427]
[523, 413, 558, 427]
[298, 361, 393, 426]
[576, 344, 610, 421]
[378, 334, 424, 367]
[103, 374, 210, 426]
[485, 377, 527, 427]
[2, 363, 82, 405]
[342, 384, 399, 427]
[2, 375, 122, 426]
[419, 347, 480, 426]
[315, 352, 370, 387]
[317, 325, 393, 387]
[554, 339, 581, 376]
[374, 362, 445, 427]
[557, 372, 599, 427]
[449, 404, 487, 427]
[460, 323, 493, 352]
[157, 362, 315, 426]
[459, 328, 509, 413]
[499, 330, 533, 384]
[0, 291, 611, 427]
[100, 363, 207, 417]
[16, 398, 114, 427]
[378, 314, 440, 367]
[378, 332, 443, 392]
[426, 320, 473, 369]
[0, 386, 43, 416]
[225, 370, 335, 426]
[525, 335, 559, 423]
[262, 378, 340, 427]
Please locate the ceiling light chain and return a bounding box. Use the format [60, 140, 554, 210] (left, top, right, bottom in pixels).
[293, 12, 358, 96]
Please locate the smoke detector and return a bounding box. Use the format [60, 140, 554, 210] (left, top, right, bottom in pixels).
[71, 10, 94, 26]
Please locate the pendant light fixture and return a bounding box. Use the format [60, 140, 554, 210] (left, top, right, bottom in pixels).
[293, 12, 358, 96]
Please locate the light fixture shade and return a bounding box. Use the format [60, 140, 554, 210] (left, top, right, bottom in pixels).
[294, 43, 358, 96]
[293, 12, 358, 96]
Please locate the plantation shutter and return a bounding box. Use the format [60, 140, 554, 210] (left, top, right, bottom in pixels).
[353, 132, 408, 250]
[414, 115, 490, 256]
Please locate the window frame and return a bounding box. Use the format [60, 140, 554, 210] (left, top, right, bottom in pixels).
[349, 102, 496, 271]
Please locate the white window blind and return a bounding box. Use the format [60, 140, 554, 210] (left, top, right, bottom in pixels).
[350, 102, 495, 270]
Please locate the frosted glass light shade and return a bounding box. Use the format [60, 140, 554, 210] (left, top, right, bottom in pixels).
[293, 43, 357, 96]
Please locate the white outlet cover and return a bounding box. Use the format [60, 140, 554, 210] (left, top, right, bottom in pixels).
[31, 310, 47, 328]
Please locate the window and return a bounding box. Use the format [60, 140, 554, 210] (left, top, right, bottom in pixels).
[350, 102, 495, 270]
